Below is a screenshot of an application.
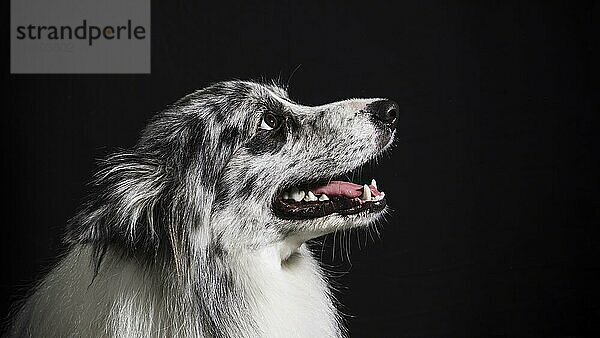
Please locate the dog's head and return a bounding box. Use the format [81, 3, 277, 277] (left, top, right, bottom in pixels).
[70, 81, 397, 262]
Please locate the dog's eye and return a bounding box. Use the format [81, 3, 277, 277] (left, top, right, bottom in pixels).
[259, 113, 281, 131]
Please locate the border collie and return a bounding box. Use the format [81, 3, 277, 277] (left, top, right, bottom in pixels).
[7, 81, 398, 337]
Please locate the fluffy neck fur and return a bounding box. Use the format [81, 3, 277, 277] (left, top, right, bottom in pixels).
[9, 240, 344, 337]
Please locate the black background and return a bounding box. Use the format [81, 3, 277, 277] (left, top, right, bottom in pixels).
[2, 1, 599, 336]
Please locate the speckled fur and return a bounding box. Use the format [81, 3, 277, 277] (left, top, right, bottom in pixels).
[6, 81, 394, 337]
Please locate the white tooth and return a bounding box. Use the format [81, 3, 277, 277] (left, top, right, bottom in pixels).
[361, 184, 371, 201]
[290, 187, 305, 202]
[371, 179, 377, 189]
[297, 190, 306, 201]
[318, 194, 329, 201]
[283, 192, 290, 200]
[303, 191, 315, 202]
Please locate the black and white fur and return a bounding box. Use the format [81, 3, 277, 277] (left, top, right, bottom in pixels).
[7, 81, 395, 337]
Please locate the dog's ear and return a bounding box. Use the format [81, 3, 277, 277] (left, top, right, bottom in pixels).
[66, 118, 239, 276]
[66, 153, 170, 267]
[67, 87, 249, 276]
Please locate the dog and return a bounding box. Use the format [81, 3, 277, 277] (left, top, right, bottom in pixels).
[7, 80, 398, 337]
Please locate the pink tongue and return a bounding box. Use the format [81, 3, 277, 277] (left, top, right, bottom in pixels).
[312, 180, 381, 198]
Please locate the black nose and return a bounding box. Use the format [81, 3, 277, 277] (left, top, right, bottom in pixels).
[366, 100, 399, 128]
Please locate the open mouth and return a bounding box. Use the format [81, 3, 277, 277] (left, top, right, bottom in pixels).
[273, 179, 387, 220]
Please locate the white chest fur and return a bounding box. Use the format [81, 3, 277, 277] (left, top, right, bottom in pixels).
[238, 244, 342, 338]
[10, 244, 343, 337]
